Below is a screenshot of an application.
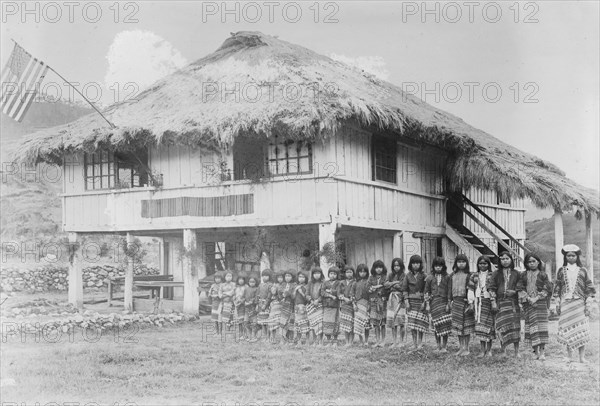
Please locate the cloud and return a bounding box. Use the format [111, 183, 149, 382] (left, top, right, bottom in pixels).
[104, 30, 187, 104]
[330, 53, 390, 80]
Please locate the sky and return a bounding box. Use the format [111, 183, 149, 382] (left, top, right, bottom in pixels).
[1, 0, 599, 196]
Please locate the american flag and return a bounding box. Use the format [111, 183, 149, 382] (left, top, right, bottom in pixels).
[1, 42, 49, 122]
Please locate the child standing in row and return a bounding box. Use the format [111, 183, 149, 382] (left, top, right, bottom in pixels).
[352, 264, 371, 346]
[268, 271, 285, 340]
[209, 271, 224, 335]
[219, 270, 236, 328]
[294, 270, 310, 346]
[449, 254, 475, 356]
[425, 257, 452, 352]
[368, 260, 388, 347]
[233, 272, 247, 338]
[279, 269, 296, 343]
[470, 256, 495, 357]
[385, 258, 406, 347]
[402, 255, 427, 351]
[339, 265, 356, 346]
[257, 270, 272, 342]
[244, 273, 260, 342]
[307, 267, 324, 345]
[322, 266, 340, 345]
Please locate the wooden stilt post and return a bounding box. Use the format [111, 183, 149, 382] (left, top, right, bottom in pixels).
[183, 229, 200, 315]
[67, 232, 83, 309]
[319, 222, 337, 280]
[585, 212, 594, 282]
[392, 232, 403, 260]
[554, 210, 564, 275]
[124, 233, 134, 313]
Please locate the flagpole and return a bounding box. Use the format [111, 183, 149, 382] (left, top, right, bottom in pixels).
[10, 39, 116, 129]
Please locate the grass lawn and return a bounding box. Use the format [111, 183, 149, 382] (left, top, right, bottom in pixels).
[2, 311, 599, 406]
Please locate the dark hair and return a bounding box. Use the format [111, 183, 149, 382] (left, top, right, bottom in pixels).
[283, 269, 296, 282]
[408, 255, 423, 273]
[452, 254, 470, 273]
[343, 265, 355, 280]
[498, 251, 515, 270]
[356, 264, 369, 280]
[390, 258, 405, 280]
[237, 274, 247, 284]
[562, 251, 583, 267]
[524, 253, 544, 271]
[260, 269, 272, 282]
[370, 260, 387, 276]
[476, 255, 492, 272]
[248, 274, 260, 285]
[328, 266, 340, 280]
[310, 266, 324, 283]
[431, 257, 447, 275]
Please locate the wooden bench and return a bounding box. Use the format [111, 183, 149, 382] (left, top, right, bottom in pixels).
[107, 275, 173, 306]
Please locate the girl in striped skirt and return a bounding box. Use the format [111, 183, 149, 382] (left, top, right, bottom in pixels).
[306, 267, 324, 345]
[424, 257, 452, 353]
[488, 251, 521, 358]
[244, 273, 260, 342]
[449, 254, 475, 356]
[518, 253, 552, 360]
[279, 269, 297, 344]
[552, 244, 596, 363]
[219, 270, 236, 329]
[293, 270, 310, 346]
[385, 258, 406, 347]
[321, 267, 341, 345]
[208, 271, 224, 335]
[352, 264, 371, 346]
[402, 255, 428, 351]
[470, 256, 495, 357]
[268, 271, 285, 339]
[339, 265, 356, 346]
[368, 260, 388, 347]
[257, 270, 273, 342]
[233, 272, 247, 339]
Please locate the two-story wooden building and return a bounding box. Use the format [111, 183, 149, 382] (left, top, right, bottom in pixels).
[14, 32, 598, 314]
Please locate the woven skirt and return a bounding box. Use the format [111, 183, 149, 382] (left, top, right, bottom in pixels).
[431, 297, 452, 337]
[406, 298, 429, 333]
[495, 298, 520, 345]
[294, 304, 310, 334]
[452, 299, 476, 336]
[557, 298, 590, 350]
[354, 299, 370, 338]
[234, 303, 245, 326]
[369, 298, 386, 326]
[268, 300, 282, 331]
[323, 306, 339, 336]
[244, 304, 258, 327]
[221, 301, 234, 325]
[211, 299, 222, 322]
[386, 292, 406, 327]
[307, 302, 323, 336]
[257, 299, 270, 326]
[279, 300, 294, 330]
[523, 300, 549, 347]
[339, 302, 354, 333]
[475, 298, 496, 342]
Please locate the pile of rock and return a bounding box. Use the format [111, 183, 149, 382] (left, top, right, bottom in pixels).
[0, 264, 159, 293]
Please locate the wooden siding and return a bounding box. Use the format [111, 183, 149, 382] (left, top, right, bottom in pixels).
[463, 188, 526, 240]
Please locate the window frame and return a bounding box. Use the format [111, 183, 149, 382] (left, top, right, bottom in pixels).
[371, 134, 398, 184]
[83, 149, 149, 191]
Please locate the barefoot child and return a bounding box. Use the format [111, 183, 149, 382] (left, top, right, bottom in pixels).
[279, 269, 297, 343]
[219, 270, 237, 330]
[257, 270, 273, 341]
[425, 257, 452, 352]
[352, 264, 371, 346]
[268, 271, 285, 342]
[339, 265, 356, 346]
[385, 258, 406, 347]
[368, 260, 388, 347]
[552, 244, 596, 363]
[449, 254, 475, 356]
[233, 272, 247, 339]
[402, 255, 428, 350]
[244, 273, 260, 342]
[294, 270, 310, 345]
[307, 267, 324, 345]
[488, 252, 521, 358]
[322, 266, 341, 346]
[209, 271, 224, 335]
[470, 256, 495, 357]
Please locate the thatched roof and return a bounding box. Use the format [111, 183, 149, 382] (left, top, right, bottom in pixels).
[12, 31, 599, 215]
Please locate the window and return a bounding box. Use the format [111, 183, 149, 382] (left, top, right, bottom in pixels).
[84, 149, 148, 190]
[372, 135, 397, 184]
[267, 136, 312, 176]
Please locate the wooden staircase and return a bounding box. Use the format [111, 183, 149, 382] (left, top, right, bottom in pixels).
[445, 193, 529, 265]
